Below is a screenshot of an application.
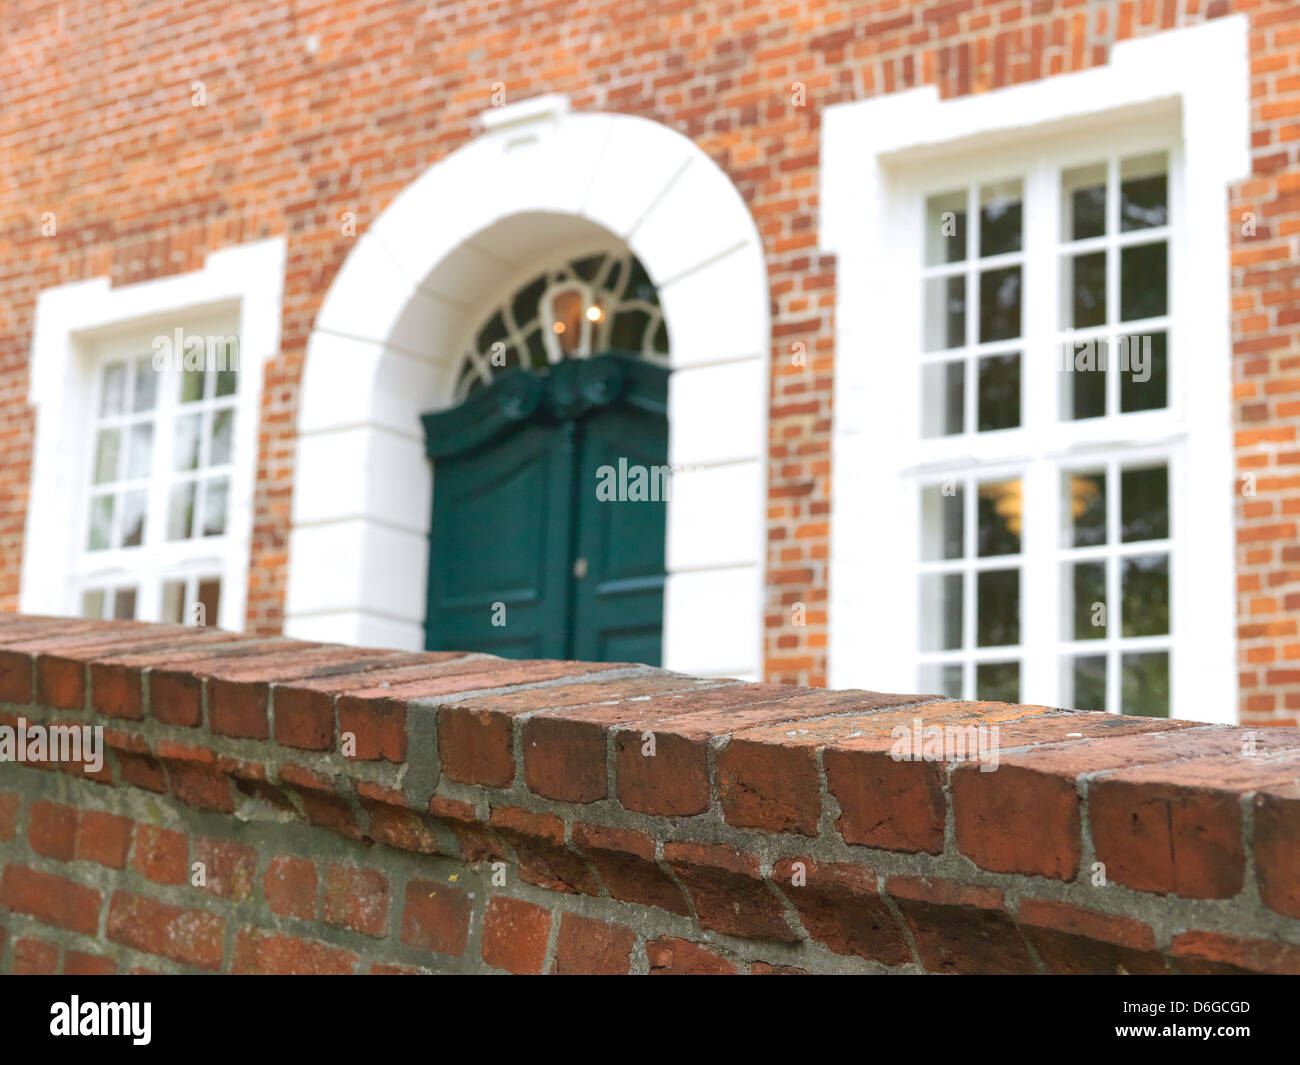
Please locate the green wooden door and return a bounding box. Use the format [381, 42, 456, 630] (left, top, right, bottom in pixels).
[422, 353, 667, 665]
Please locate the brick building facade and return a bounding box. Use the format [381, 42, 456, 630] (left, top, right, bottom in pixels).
[0, 1, 1296, 724]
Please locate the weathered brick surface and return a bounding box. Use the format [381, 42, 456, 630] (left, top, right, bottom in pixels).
[1, 617, 1298, 974]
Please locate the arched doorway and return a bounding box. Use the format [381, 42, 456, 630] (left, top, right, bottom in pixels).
[289, 101, 770, 678]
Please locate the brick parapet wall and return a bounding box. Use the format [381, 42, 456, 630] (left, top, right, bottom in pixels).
[0, 613, 1298, 974]
[1, 2, 1298, 719]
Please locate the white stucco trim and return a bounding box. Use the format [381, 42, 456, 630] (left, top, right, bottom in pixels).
[21, 238, 286, 631]
[822, 17, 1250, 721]
[289, 106, 770, 677]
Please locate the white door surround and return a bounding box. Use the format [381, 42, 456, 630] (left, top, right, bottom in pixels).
[288, 100, 771, 678]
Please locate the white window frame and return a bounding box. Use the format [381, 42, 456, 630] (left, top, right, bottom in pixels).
[22, 239, 285, 632]
[822, 19, 1249, 722]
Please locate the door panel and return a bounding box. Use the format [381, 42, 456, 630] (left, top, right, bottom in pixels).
[425, 420, 574, 659]
[571, 401, 668, 666]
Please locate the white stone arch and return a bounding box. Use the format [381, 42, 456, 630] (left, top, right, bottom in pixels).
[287, 98, 770, 678]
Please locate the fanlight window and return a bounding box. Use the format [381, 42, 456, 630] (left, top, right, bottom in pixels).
[455, 250, 669, 398]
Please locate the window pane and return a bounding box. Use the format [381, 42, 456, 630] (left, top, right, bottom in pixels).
[1063, 251, 1106, 328]
[1061, 338, 1107, 420]
[174, 414, 202, 471]
[167, 483, 195, 540]
[198, 578, 222, 627]
[215, 368, 238, 397]
[924, 275, 966, 351]
[126, 423, 153, 480]
[1068, 560, 1107, 640]
[978, 266, 1021, 342]
[926, 190, 967, 265]
[202, 478, 229, 537]
[922, 361, 964, 437]
[1066, 654, 1107, 712]
[1061, 163, 1106, 241]
[1120, 153, 1168, 232]
[93, 429, 120, 485]
[1119, 331, 1168, 413]
[132, 357, 158, 412]
[976, 661, 1019, 703]
[1121, 465, 1169, 542]
[977, 479, 1021, 556]
[1122, 553, 1170, 637]
[81, 588, 105, 619]
[921, 483, 964, 561]
[979, 180, 1022, 257]
[119, 490, 147, 548]
[88, 495, 113, 551]
[920, 573, 963, 651]
[977, 353, 1020, 431]
[976, 568, 1019, 647]
[112, 587, 137, 620]
[1122, 651, 1170, 717]
[181, 366, 206, 403]
[210, 409, 234, 466]
[162, 579, 186, 624]
[1120, 242, 1167, 321]
[919, 662, 963, 699]
[1064, 470, 1106, 548]
[100, 362, 127, 416]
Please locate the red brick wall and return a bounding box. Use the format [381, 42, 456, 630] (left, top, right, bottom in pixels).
[1, 614, 1298, 974]
[0, 1, 1296, 718]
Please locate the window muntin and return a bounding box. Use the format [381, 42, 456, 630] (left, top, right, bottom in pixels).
[913, 144, 1179, 715]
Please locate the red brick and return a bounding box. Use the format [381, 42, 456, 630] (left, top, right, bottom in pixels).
[552, 914, 635, 974]
[232, 929, 357, 975]
[571, 822, 689, 914]
[613, 726, 711, 816]
[337, 695, 406, 762]
[1169, 930, 1300, 975]
[886, 876, 1032, 974]
[35, 655, 86, 710]
[324, 863, 390, 936]
[717, 737, 820, 835]
[194, 837, 258, 900]
[488, 806, 600, 896]
[664, 841, 796, 943]
[951, 761, 1081, 880]
[28, 800, 77, 861]
[824, 747, 946, 854]
[1089, 779, 1244, 898]
[1254, 784, 1300, 918]
[1017, 898, 1166, 974]
[13, 936, 59, 974]
[401, 879, 471, 956]
[148, 670, 202, 727]
[64, 950, 116, 975]
[437, 705, 516, 786]
[522, 714, 608, 802]
[90, 662, 143, 720]
[74, 810, 133, 869]
[0, 651, 33, 703]
[107, 891, 224, 970]
[133, 824, 189, 884]
[208, 678, 270, 739]
[272, 686, 335, 750]
[772, 858, 911, 965]
[264, 856, 318, 920]
[164, 760, 234, 812]
[647, 936, 739, 974]
[482, 896, 551, 974]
